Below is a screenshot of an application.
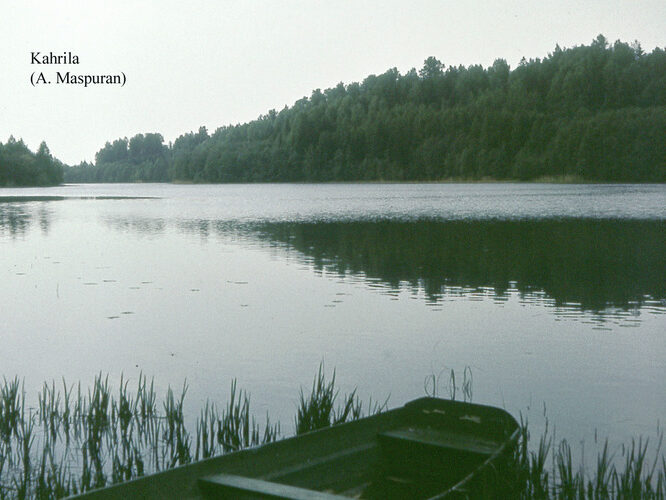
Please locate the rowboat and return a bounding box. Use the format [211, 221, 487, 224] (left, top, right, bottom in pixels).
[72, 397, 520, 499]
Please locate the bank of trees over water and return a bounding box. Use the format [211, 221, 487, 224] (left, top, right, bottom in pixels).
[0, 138, 64, 186]
[68, 133, 170, 183]
[66, 35, 665, 183]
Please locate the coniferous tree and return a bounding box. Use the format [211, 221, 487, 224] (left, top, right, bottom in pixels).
[64, 37, 665, 184]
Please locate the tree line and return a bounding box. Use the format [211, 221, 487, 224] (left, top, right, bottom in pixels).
[0, 138, 64, 186]
[66, 133, 170, 183]
[62, 36, 666, 183]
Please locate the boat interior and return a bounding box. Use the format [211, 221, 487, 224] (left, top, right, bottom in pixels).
[198, 401, 517, 499]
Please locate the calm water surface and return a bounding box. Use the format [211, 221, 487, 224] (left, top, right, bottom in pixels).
[1, 183, 664, 451]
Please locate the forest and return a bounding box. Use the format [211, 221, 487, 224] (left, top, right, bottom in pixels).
[0, 138, 64, 186]
[11, 36, 666, 185]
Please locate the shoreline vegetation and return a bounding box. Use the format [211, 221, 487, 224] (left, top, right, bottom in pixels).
[1, 35, 664, 188]
[149, 174, 625, 185]
[0, 370, 664, 499]
[59, 35, 666, 185]
[0, 140, 64, 188]
[63, 34, 665, 185]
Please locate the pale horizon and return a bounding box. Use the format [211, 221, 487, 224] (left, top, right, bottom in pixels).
[1, 0, 665, 165]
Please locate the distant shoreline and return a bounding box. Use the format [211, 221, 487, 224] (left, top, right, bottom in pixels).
[65, 176, 665, 185]
[5, 177, 666, 189]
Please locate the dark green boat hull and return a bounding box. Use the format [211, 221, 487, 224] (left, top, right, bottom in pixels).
[71, 398, 519, 499]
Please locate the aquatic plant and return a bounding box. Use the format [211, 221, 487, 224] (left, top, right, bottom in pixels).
[424, 364, 473, 402]
[0, 370, 663, 499]
[295, 363, 387, 435]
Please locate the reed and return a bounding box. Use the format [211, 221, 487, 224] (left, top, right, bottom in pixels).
[508, 409, 665, 498]
[424, 364, 473, 402]
[0, 370, 663, 499]
[520, 431, 665, 498]
[295, 363, 338, 434]
[162, 382, 190, 468]
[294, 363, 387, 436]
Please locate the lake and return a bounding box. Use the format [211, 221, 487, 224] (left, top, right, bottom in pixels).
[1, 182, 664, 452]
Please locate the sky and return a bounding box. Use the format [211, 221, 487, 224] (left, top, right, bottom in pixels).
[1, 0, 665, 165]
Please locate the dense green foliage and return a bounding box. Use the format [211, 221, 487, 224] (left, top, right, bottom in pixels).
[66, 133, 169, 183]
[0, 138, 64, 186]
[65, 36, 665, 184]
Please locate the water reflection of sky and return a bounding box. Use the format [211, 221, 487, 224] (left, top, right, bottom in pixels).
[1, 184, 665, 453]
[2, 196, 665, 319]
[1, 182, 665, 221]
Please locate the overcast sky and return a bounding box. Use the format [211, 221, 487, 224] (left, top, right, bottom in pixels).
[1, 0, 665, 165]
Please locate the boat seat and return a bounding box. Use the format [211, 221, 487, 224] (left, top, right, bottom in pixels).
[199, 472, 343, 499]
[377, 427, 499, 487]
[378, 427, 499, 456]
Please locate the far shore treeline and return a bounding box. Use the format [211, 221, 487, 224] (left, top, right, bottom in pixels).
[0, 139, 64, 186]
[2, 36, 664, 187]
